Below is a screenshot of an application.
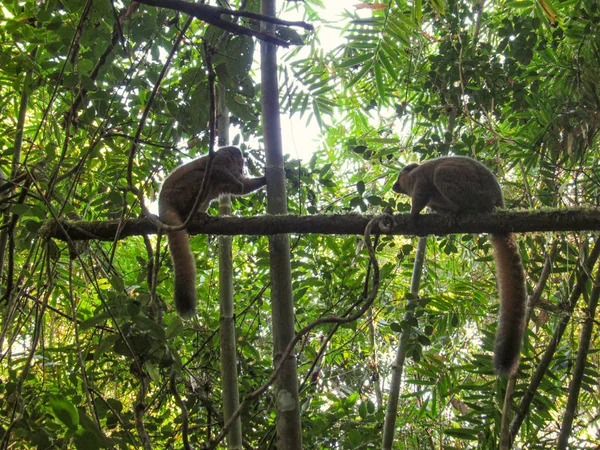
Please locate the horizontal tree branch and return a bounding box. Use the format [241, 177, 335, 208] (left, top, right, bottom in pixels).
[135, 0, 313, 47]
[40, 208, 600, 242]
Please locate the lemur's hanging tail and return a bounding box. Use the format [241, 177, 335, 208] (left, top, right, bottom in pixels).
[162, 208, 197, 319]
[490, 233, 527, 376]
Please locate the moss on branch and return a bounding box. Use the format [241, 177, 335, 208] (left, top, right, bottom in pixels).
[40, 208, 600, 242]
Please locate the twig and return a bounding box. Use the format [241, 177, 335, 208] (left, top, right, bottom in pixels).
[167, 42, 221, 235]
[67, 2, 139, 121]
[170, 371, 192, 450]
[299, 237, 381, 392]
[68, 258, 99, 427]
[134, 375, 153, 450]
[125, 16, 192, 230]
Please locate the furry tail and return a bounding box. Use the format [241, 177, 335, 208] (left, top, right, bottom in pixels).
[161, 208, 197, 319]
[490, 233, 527, 376]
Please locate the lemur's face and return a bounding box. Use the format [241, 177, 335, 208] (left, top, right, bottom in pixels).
[216, 147, 245, 177]
[392, 163, 418, 194]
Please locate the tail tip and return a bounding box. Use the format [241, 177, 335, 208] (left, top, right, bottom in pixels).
[176, 305, 197, 320]
[174, 292, 197, 320]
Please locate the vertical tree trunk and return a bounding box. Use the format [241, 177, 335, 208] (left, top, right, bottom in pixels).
[217, 83, 243, 449]
[557, 258, 600, 449]
[367, 308, 383, 410]
[0, 48, 37, 296]
[260, 1, 302, 448]
[382, 237, 427, 449]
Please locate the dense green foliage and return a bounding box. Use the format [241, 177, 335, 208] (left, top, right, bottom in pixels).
[0, 0, 599, 448]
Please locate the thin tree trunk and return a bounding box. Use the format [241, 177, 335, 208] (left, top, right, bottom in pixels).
[217, 83, 243, 449]
[556, 256, 600, 449]
[0, 48, 37, 293]
[260, 0, 302, 448]
[382, 237, 427, 449]
[367, 308, 383, 409]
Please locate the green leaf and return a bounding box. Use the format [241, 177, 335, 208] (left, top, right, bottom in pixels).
[378, 52, 399, 83]
[110, 275, 125, 292]
[444, 428, 479, 440]
[390, 322, 402, 333]
[76, 408, 110, 449]
[80, 312, 110, 330]
[225, 36, 254, 84]
[339, 53, 374, 69]
[145, 362, 161, 384]
[11, 204, 45, 218]
[356, 181, 365, 195]
[374, 61, 386, 100]
[366, 195, 384, 205]
[74, 430, 102, 450]
[358, 401, 368, 419]
[276, 26, 304, 45]
[418, 335, 431, 346]
[25, 219, 42, 233]
[48, 395, 79, 430]
[347, 60, 374, 88]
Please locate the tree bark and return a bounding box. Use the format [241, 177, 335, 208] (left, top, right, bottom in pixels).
[556, 256, 600, 449]
[382, 237, 427, 449]
[260, 0, 302, 448]
[217, 83, 243, 449]
[41, 208, 600, 242]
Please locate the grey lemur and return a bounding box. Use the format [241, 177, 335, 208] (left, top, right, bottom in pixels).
[392, 156, 526, 376]
[158, 146, 266, 319]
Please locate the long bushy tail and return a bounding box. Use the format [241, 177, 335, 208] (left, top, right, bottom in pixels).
[161, 208, 197, 319]
[490, 233, 527, 376]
